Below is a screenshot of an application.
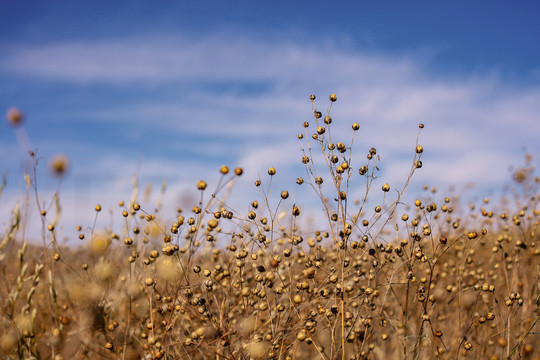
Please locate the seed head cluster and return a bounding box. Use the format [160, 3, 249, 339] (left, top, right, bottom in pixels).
[1, 97, 539, 360]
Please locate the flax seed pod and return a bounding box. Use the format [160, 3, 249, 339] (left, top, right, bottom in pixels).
[6, 108, 23, 127]
[49, 154, 69, 178]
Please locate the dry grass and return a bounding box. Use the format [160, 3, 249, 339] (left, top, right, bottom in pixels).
[1, 96, 539, 360]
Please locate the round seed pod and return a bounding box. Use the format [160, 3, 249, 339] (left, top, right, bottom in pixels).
[49, 154, 70, 178]
[197, 180, 207, 190]
[6, 107, 23, 127]
[359, 165, 368, 175]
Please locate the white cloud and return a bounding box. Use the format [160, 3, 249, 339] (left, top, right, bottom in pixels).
[0, 36, 419, 86]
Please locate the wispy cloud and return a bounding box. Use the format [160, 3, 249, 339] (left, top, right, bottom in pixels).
[0, 36, 417, 85]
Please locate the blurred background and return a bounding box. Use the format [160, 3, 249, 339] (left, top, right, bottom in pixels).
[1, 1, 539, 243]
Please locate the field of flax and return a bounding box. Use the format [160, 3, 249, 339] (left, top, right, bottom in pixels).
[1, 95, 539, 360]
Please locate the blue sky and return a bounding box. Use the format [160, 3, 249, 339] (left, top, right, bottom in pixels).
[1, 1, 539, 242]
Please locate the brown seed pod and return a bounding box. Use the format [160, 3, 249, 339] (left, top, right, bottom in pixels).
[359, 165, 368, 175]
[6, 107, 23, 127]
[197, 180, 207, 190]
[49, 154, 69, 178]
